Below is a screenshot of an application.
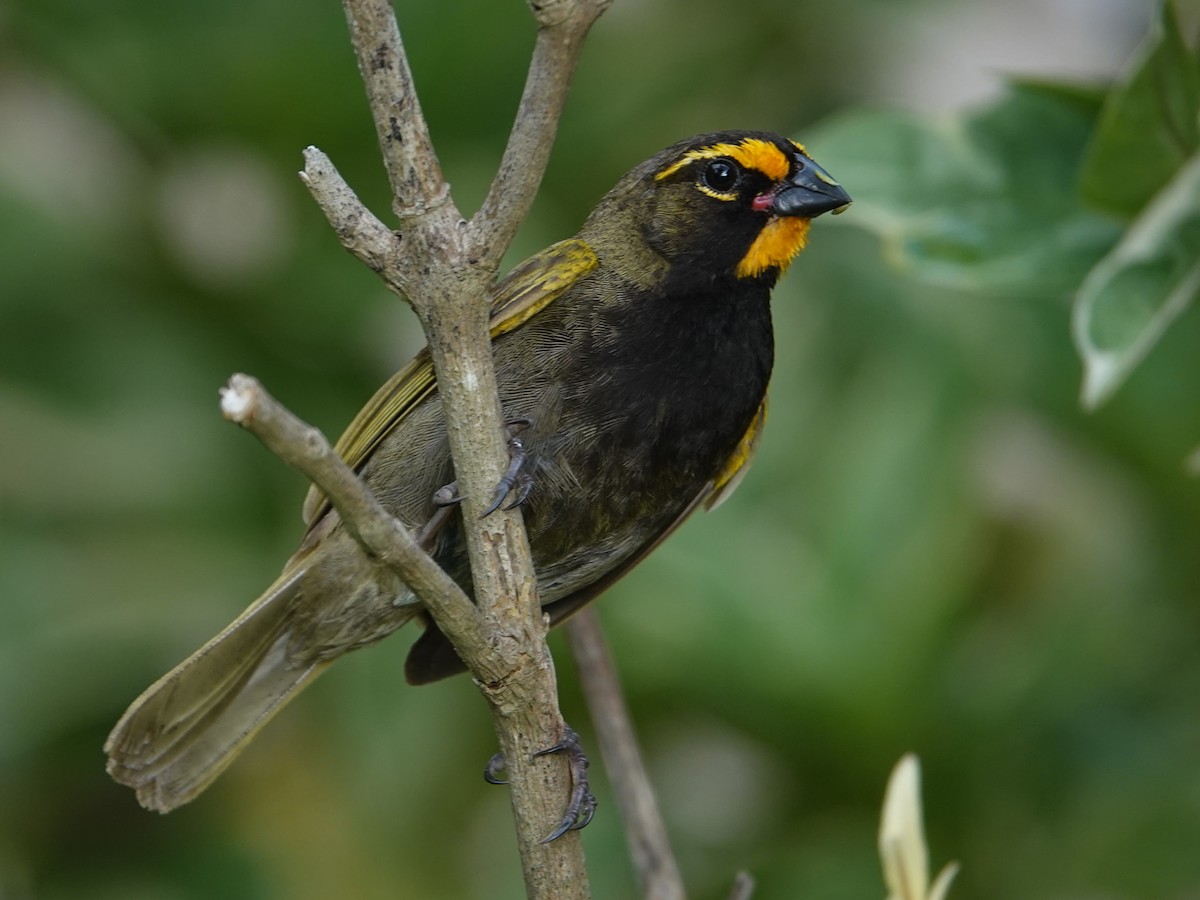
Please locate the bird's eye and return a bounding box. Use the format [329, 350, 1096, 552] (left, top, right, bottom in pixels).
[701, 159, 739, 193]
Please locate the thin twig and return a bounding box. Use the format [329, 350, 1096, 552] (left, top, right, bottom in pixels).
[219, 372, 577, 885]
[566, 609, 685, 900]
[218, 374, 480, 638]
[341, 0, 449, 218]
[469, 0, 611, 267]
[298, 147, 409, 294]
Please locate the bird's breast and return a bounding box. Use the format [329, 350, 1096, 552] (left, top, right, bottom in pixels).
[491, 277, 775, 578]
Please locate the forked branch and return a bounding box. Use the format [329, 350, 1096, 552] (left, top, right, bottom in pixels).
[286, 0, 615, 897]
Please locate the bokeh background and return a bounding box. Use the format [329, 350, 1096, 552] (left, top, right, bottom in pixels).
[3, 0, 1200, 897]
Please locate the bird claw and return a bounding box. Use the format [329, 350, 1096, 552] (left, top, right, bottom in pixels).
[484, 752, 508, 785]
[502, 472, 534, 511]
[534, 726, 597, 843]
[481, 725, 597, 843]
[481, 419, 534, 517]
[432, 482, 462, 508]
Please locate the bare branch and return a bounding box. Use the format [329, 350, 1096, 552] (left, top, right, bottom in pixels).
[329, 0, 590, 881]
[218, 370, 590, 895]
[299, 146, 410, 294]
[293, 0, 616, 894]
[219, 374, 481, 640]
[220, 367, 587, 897]
[341, 0, 451, 219]
[469, 0, 612, 267]
[566, 610, 685, 900]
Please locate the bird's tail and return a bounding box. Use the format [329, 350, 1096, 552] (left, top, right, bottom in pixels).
[105, 566, 329, 812]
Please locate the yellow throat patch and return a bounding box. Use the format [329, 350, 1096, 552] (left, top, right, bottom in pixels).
[736, 216, 810, 279]
[655, 137, 815, 280]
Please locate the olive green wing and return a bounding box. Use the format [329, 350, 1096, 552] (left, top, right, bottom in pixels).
[486, 237, 600, 335]
[301, 239, 600, 526]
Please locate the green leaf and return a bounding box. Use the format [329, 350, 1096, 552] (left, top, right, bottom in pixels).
[1074, 150, 1200, 409]
[808, 83, 1118, 293]
[1079, 1, 1200, 219]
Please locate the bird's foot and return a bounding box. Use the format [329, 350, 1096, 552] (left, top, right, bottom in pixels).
[483, 724, 597, 843]
[484, 751, 508, 785]
[431, 420, 533, 518]
[413, 500, 455, 549]
[481, 418, 534, 517]
[535, 726, 597, 842]
[431, 481, 462, 507]
[411, 482, 464, 549]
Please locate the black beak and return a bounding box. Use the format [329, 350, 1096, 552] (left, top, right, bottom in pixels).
[770, 155, 851, 218]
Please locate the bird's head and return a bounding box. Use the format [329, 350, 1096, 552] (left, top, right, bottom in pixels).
[582, 131, 850, 291]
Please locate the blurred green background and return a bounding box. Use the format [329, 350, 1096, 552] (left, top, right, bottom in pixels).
[3, 0, 1200, 897]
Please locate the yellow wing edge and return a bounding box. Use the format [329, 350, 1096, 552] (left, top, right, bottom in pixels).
[706, 395, 768, 511]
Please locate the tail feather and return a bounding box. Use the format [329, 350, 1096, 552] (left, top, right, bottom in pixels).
[105, 567, 329, 812]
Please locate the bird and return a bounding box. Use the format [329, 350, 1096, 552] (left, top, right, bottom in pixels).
[105, 130, 850, 819]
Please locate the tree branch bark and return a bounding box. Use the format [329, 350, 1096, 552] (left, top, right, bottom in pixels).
[469, 0, 612, 268]
[283, 0, 617, 895]
[218, 373, 481, 641]
[341, 0, 449, 220]
[566, 610, 685, 900]
[298, 147, 409, 292]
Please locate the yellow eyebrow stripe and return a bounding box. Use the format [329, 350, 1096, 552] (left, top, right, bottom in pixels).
[655, 138, 792, 183]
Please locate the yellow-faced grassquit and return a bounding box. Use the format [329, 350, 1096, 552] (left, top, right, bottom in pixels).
[106, 131, 850, 813]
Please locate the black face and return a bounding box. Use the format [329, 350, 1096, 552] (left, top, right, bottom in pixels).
[638, 133, 802, 288]
[581, 131, 848, 293]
